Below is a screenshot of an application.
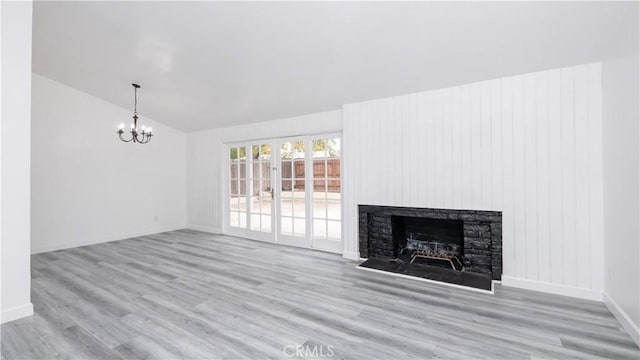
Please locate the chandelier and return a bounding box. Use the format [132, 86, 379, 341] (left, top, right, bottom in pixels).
[117, 83, 153, 144]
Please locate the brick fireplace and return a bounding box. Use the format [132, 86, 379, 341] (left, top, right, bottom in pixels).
[358, 205, 502, 290]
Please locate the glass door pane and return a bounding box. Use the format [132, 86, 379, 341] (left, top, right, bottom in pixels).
[278, 141, 309, 244]
[248, 144, 273, 233]
[311, 138, 342, 252]
[229, 146, 248, 229]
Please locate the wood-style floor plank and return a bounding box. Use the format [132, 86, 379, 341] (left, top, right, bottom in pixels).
[1, 229, 638, 359]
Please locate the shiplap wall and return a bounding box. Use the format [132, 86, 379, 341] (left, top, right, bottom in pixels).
[342, 63, 604, 299]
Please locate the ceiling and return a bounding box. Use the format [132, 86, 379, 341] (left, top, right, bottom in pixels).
[33, 1, 638, 132]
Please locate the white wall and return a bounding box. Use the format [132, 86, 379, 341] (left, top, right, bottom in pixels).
[31, 74, 187, 254]
[343, 63, 605, 300]
[186, 110, 342, 233]
[1, 0, 34, 324]
[602, 54, 639, 344]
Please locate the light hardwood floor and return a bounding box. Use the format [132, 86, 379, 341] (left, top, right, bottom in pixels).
[1, 229, 638, 359]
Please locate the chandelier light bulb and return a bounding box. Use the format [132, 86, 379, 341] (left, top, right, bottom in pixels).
[118, 123, 125, 130]
[147, 127, 152, 134]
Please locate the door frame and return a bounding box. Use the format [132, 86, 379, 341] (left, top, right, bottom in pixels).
[273, 136, 311, 248]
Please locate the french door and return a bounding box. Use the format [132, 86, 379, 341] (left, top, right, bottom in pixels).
[228, 142, 275, 242]
[226, 135, 342, 253]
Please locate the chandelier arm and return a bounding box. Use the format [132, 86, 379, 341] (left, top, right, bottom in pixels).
[137, 129, 146, 143]
[118, 132, 134, 143]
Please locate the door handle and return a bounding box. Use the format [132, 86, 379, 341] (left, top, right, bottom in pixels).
[270, 188, 274, 200]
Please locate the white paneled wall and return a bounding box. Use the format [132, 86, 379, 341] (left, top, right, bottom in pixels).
[343, 63, 604, 299]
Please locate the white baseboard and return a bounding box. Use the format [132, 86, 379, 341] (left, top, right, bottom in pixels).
[603, 292, 640, 347]
[501, 275, 603, 301]
[187, 224, 221, 234]
[342, 251, 360, 261]
[31, 225, 186, 254]
[1, 303, 33, 324]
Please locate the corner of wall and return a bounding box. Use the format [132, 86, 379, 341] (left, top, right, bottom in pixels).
[187, 224, 222, 234]
[1, 0, 34, 325]
[604, 292, 640, 347]
[1, 302, 33, 324]
[601, 53, 640, 344]
[342, 251, 361, 261]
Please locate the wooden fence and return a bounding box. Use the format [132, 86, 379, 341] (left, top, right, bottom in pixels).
[230, 158, 341, 195]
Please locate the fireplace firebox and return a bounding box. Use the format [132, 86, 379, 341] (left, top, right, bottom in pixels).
[393, 216, 465, 270]
[358, 205, 502, 290]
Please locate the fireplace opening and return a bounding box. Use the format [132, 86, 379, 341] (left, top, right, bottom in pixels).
[391, 216, 464, 271]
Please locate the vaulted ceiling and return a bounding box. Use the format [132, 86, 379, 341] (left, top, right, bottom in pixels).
[33, 1, 638, 132]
